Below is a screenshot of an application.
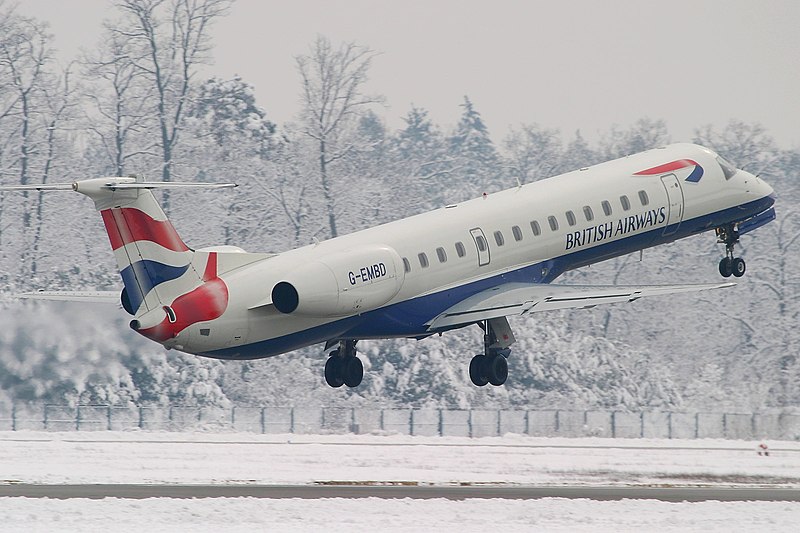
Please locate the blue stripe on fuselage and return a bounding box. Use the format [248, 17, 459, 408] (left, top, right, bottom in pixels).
[685, 165, 704, 183]
[203, 194, 775, 361]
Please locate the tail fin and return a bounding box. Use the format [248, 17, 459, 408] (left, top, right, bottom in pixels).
[72, 178, 236, 316]
[2, 177, 236, 316]
[0, 177, 275, 349]
[99, 190, 195, 315]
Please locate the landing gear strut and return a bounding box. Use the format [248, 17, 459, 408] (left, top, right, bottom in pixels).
[324, 339, 363, 388]
[716, 223, 746, 278]
[469, 318, 515, 387]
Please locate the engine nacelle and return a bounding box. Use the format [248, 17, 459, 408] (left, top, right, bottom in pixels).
[271, 245, 404, 316]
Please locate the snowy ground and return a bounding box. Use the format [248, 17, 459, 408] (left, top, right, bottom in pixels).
[1, 431, 799, 532]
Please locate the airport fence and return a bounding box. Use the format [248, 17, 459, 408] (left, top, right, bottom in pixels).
[1, 403, 799, 440]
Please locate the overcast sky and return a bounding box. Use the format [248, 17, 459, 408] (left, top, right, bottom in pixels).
[15, 0, 800, 148]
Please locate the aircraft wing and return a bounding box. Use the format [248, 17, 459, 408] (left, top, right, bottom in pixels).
[16, 290, 120, 303]
[426, 281, 735, 330]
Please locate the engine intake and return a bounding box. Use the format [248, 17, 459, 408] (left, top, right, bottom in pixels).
[272, 281, 300, 314]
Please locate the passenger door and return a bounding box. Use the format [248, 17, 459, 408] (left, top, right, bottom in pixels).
[660, 174, 684, 236]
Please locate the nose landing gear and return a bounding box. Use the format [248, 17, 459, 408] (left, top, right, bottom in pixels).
[717, 224, 746, 278]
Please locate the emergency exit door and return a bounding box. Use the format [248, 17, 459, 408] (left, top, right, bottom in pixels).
[470, 228, 491, 266]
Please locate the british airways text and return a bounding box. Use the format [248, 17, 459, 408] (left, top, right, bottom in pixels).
[348, 262, 388, 285]
[566, 207, 667, 250]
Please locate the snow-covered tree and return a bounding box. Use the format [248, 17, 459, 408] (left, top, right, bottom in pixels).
[502, 123, 563, 183]
[0, 4, 78, 278]
[188, 76, 276, 155]
[386, 105, 453, 216]
[111, 0, 233, 212]
[81, 20, 157, 178]
[295, 35, 382, 238]
[176, 75, 281, 248]
[599, 117, 670, 159]
[561, 130, 601, 172]
[447, 96, 502, 200]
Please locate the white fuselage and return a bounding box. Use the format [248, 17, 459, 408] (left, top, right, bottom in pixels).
[171, 143, 774, 359]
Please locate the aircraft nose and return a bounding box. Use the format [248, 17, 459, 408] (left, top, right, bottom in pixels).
[753, 176, 776, 211]
[758, 177, 775, 205]
[767, 191, 776, 207]
[745, 172, 774, 201]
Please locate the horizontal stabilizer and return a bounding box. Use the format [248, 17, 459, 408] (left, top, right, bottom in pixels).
[16, 290, 120, 303]
[427, 281, 735, 329]
[0, 183, 74, 191]
[0, 179, 236, 192]
[104, 182, 237, 190]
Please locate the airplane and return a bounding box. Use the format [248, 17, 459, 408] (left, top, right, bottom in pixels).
[1, 143, 775, 389]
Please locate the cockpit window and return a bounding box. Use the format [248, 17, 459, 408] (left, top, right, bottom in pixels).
[717, 156, 738, 180]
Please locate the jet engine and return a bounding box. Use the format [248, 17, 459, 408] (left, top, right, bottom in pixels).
[271, 245, 404, 317]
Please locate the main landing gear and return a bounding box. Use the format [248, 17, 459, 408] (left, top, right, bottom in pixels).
[324, 319, 517, 389]
[324, 339, 364, 388]
[469, 318, 515, 387]
[716, 223, 746, 278]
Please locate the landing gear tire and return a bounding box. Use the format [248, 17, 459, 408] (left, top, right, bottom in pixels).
[719, 257, 733, 278]
[469, 353, 508, 387]
[469, 355, 489, 387]
[487, 354, 508, 386]
[343, 356, 364, 388]
[469, 319, 514, 387]
[324, 340, 363, 388]
[732, 257, 746, 277]
[324, 353, 344, 388]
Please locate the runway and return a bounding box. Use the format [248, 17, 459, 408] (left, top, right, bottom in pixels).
[2, 483, 799, 502]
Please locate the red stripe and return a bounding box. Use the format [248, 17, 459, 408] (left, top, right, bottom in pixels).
[139, 278, 228, 342]
[100, 208, 189, 252]
[203, 252, 218, 282]
[634, 159, 698, 176]
[101, 209, 125, 250]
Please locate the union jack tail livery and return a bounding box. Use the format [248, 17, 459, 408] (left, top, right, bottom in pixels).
[2, 177, 239, 347]
[92, 183, 230, 344]
[100, 188, 195, 314]
[76, 178, 243, 345]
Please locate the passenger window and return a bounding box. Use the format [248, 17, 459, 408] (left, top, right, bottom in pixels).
[476, 235, 487, 252]
[436, 247, 447, 263]
[638, 190, 649, 206]
[548, 216, 559, 231]
[565, 210, 576, 226]
[402, 257, 411, 273]
[583, 206, 594, 222]
[620, 195, 631, 211]
[602, 200, 612, 216]
[530, 220, 541, 236]
[512, 225, 523, 241]
[494, 231, 505, 246]
[418, 253, 429, 268]
[455, 241, 466, 257]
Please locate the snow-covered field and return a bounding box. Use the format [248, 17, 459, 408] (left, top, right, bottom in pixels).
[1, 431, 799, 532]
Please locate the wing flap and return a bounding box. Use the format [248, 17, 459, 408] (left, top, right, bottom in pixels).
[427, 281, 735, 329]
